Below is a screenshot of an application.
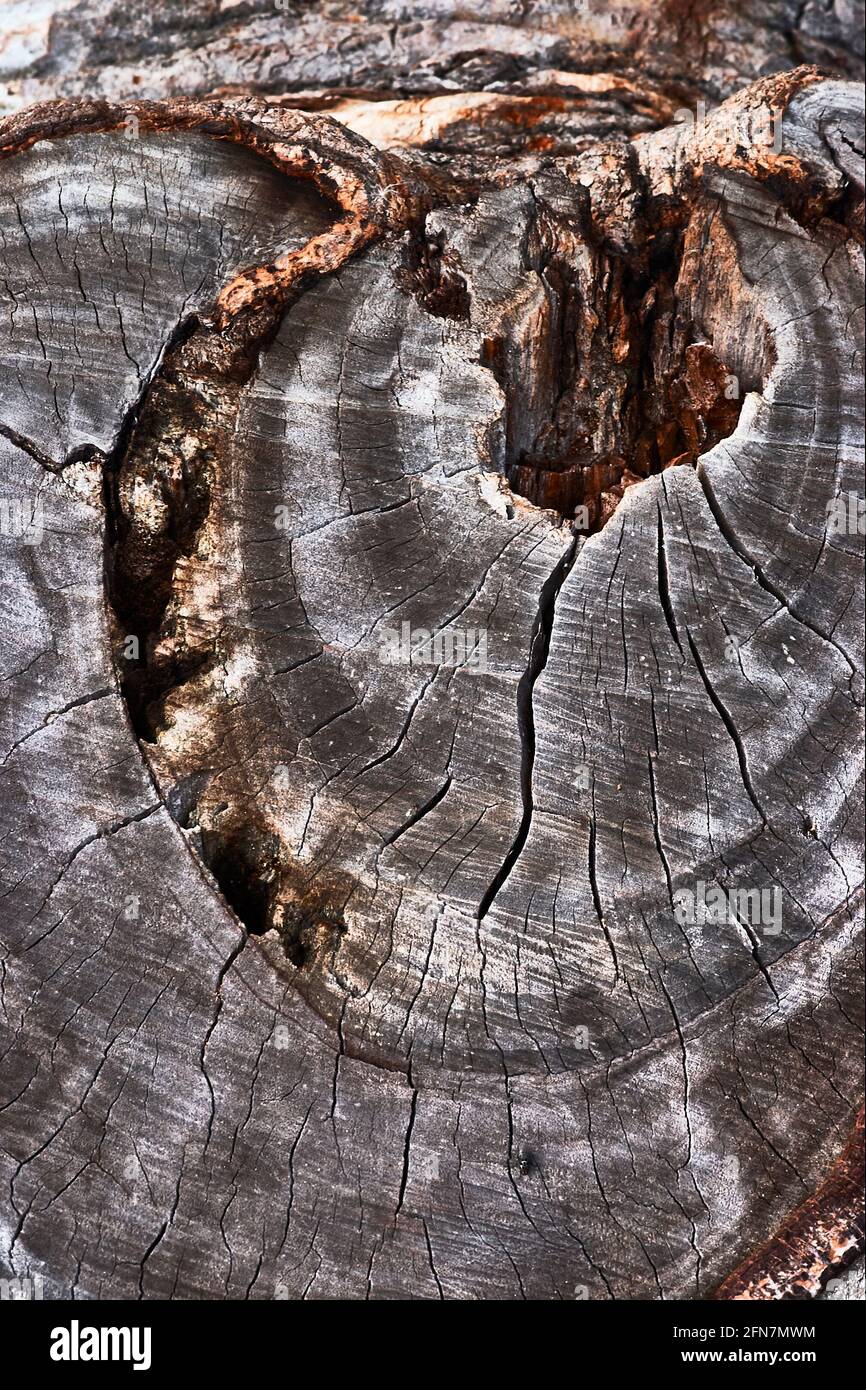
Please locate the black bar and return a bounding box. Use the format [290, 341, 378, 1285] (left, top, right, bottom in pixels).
[2, 1294, 861, 1378]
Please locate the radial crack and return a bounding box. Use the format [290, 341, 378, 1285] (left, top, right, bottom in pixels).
[477, 530, 580, 921]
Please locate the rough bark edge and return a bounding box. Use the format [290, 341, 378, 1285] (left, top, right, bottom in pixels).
[712, 1108, 865, 1300]
[0, 96, 419, 321]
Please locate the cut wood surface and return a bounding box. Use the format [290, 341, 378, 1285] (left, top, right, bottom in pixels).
[0, 3, 863, 1300]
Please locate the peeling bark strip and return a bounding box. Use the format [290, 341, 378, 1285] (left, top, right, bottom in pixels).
[0, 3, 863, 1302]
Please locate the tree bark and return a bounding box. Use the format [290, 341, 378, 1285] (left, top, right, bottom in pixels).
[0, 3, 863, 1301]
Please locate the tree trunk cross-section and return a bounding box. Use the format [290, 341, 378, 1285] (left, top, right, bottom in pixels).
[0, 4, 863, 1302]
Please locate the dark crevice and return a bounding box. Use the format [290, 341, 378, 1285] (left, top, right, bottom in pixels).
[656, 504, 684, 656]
[201, 827, 281, 938]
[484, 188, 747, 527]
[386, 776, 454, 847]
[103, 276, 334, 742]
[395, 1088, 419, 1216]
[101, 285, 357, 955]
[100, 299, 327, 939]
[399, 226, 471, 320]
[196, 820, 350, 970]
[101, 310, 204, 738]
[477, 530, 580, 921]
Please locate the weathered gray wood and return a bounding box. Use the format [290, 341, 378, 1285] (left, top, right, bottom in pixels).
[0, 8, 862, 1302]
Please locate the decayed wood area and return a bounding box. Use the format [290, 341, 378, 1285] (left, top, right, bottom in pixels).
[0, 2, 863, 1301]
